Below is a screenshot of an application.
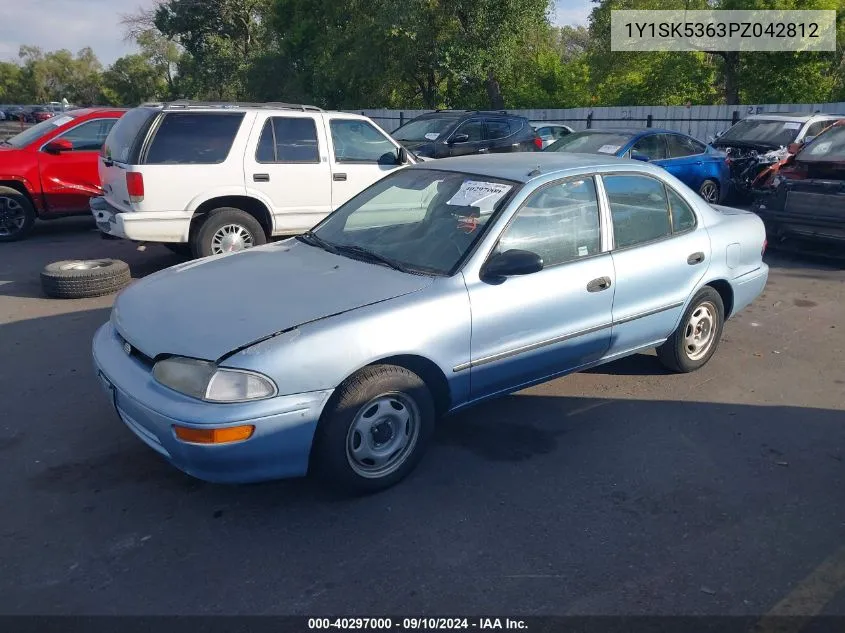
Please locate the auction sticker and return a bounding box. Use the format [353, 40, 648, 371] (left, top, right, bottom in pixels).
[446, 181, 512, 210]
[597, 144, 621, 154]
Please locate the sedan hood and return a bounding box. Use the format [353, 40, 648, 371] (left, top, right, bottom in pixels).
[112, 240, 433, 361]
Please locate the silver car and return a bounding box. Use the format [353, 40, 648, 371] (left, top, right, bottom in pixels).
[93, 153, 769, 493]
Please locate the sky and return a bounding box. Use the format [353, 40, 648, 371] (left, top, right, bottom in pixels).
[0, 0, 593, 67]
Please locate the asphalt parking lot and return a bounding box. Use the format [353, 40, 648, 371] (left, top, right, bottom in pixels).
[1, 217, 844, 617]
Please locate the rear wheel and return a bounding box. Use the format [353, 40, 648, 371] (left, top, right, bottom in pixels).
[190, 207, 266, 259]
[313, 364, 435, 494]
[0, 186, 36, 242]
[698, 179, 721, 204]
[657, 287, 725, 373]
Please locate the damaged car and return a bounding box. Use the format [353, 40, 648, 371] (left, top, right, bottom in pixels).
[752, 120, 845, 246]
[712, 113, 842, 199]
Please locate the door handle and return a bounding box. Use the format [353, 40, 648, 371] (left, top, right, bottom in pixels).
[687, 252, 705, 265]
[695, 161, 703, 166]
[253, 173, 269, 182]
[478, 148, 489, 153]
[587, 276, 612, 293]
[333, 173, 347, 181]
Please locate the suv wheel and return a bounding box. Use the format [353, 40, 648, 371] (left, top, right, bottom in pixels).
[0, 186, 36, 242]
[191, 207, 266, 258]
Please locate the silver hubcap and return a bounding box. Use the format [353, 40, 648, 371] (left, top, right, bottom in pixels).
[346, 393, 420, 479]
[0, 196, 26, 236]
[59, 260, 110, 271]
[684, 301, 718, 361]
[700, 182, 718, 203]
[210, 224, 254, 255]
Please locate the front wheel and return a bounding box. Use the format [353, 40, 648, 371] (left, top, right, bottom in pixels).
[0, 186, 36, 242]
[657, 287, 725, 373]
[191, 207, 266, 258]
[313, 365, 435, 494]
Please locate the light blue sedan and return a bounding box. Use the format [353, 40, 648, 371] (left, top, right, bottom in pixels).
[92, 153, 769, 493]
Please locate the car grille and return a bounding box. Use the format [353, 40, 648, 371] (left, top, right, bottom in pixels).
[115, 331, 155, 368]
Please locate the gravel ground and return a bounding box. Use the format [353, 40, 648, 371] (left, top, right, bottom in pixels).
[0, 216, 843, 617]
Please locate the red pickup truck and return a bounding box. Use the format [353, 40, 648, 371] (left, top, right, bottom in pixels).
[0, 107, 125, 241]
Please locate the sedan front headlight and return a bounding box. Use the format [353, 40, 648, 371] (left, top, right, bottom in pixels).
[152, 357, 277, 402]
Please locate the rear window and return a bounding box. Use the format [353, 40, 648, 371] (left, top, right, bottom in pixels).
[546, 131, 633, 155]
[102, 107, 157, 163]
[145, 113, 244, 165]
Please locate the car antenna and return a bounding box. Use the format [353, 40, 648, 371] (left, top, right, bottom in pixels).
[528, 166, 542, 177]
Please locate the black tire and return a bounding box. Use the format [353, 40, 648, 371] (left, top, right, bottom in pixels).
[190, 207, 266, 259]
[698, 179, 721, 205]
[313, 364, 435, 494]
[163, 243, 191, 256]
[0, 186, 36, 242]
[657, 287, 725, 373]
[41, 259, 131, 299]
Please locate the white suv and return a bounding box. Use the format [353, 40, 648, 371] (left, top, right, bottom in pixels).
[91, 101, 414, 257]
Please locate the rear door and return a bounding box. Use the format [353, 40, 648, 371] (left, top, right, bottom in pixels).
[38, 117, 118, 213]
[660, 134, 709, 188]
[242, 113, 332, 233]
[485, 118, 515, 153]
[326, 117, 404, 208]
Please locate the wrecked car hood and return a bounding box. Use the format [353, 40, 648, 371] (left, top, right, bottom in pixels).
[112, 240, 433, 361]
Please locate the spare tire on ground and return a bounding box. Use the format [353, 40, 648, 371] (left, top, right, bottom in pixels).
[41, 259, 131, 299]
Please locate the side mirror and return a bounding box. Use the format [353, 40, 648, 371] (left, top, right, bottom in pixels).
[630, 150, 650, 162]
[397, 146, 409, 164]
[450, 133, 470, 145]
[44, 138, 73, 153]
[787, 142, 803, 154]
[482, 249, 543, 280]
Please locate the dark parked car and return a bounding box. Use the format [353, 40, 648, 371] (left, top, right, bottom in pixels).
[392, 110, 541, 159]
[752, 120, 845, 246]
[545, 128, 730, 204]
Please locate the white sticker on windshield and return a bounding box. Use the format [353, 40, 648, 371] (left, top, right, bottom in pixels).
[50, 115, 74, 127]
[809, 141, 832, 154]
[446, 180, 512, 212]
[424, 132, 440, 141]
[597, 144, 621, 154]
[782, 122, 801, 130]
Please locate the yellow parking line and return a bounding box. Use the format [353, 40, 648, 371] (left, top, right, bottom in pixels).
[753, 544, 845, 633]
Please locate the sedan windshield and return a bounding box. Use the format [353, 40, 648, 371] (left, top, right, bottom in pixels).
[307, 168, 518, 275]
[3, 113, 76, 148]
[798, 125, 845, 162]
[718, 119, 801, 147]
[545, 131, 632, 155]
[392, 117, 460, 142]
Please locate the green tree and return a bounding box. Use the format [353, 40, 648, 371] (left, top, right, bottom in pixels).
[0, 61, 25, 103]
[102, 54, 167, 105]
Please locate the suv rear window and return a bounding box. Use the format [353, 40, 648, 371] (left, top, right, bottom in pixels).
[103, 107, 157, 163]
[145, 113, 244, 165]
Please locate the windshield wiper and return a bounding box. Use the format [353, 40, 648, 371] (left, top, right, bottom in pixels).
[296, 230, 341, 255]
[332, 243, 417, 274]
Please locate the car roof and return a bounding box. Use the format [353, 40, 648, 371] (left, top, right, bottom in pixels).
[744, 113, 844, 122]
[407, 152, 648, 183]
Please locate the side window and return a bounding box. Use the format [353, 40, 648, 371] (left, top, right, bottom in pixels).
[256, 117, 319, 163]
[603, 175, 671, 249]
[555, 127, 572, 139]
[666, 134, 705, 158]
[804, 120, 830, 139]
[145, 113, 244, 165]
[454, 119, 483, 142]
[486, 120, 511, 140]
[631, 134, 667, 160]
[329, 119, 396, 163]
[667, 187, 697, 233]
[536, 127, 552, 139]
[55, 119, 116, 151]
[497, 177, 601, 267]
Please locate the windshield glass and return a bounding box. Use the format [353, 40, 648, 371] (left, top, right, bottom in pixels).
[392, 117, 460, 142]
[3, 114, 77, 148]
[718, 119, 801, 147]
[799, 125, 845, 162]
[545, 131, 632, 155]
[310, 168, 518, 275]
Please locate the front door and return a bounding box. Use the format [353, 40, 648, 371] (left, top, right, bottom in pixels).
[447, 118, 486, 157]
[242, 113, 332, 234]
[326, 118, 405, 209]
[658, 134, 709, 189]
[464, 176, 615, 399]
[38, 118, 117, 213]
[600, 173, 711, 355]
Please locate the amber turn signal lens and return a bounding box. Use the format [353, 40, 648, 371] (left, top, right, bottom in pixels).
[173, 425, 255, 444]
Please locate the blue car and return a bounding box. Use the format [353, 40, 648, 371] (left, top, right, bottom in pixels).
[93, 153, 768, 494]
[546, 128, 730, 204]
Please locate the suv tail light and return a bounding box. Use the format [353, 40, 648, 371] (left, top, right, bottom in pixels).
[126, 172, 144, 203]
[533, 136, 543, 150]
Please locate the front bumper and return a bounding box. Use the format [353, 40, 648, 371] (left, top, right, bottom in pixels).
[92, 322, 333, 483]
[90, 197, 194, 243]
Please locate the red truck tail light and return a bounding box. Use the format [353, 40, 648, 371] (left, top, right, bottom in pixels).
[533, 136, 543, 150]
[126, 172, 144, 203]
